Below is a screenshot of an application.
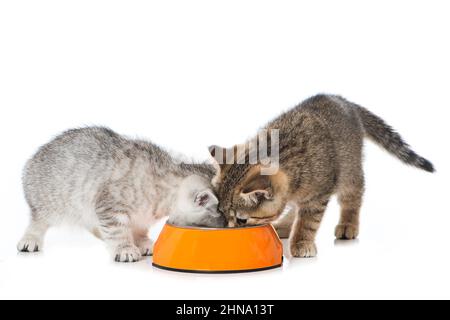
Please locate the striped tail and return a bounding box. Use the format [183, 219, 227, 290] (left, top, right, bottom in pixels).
[355, 105, 435, 173]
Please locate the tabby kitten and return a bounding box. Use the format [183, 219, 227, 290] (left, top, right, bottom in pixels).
[18, 127, 225, 263]
[209, 94, 434, 258]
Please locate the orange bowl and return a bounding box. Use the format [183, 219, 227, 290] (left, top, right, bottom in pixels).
[153, 223, 283, 273]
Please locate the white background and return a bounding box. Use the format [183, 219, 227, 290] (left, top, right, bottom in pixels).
[0, 0, 449, 300]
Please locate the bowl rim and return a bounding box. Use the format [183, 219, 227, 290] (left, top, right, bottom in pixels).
[164, 222, 271, 231]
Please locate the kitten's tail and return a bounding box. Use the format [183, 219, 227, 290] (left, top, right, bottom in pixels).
[352, 102, 435, 173]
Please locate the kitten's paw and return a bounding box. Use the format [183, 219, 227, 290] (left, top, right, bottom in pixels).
[136, 239, 154, 257]
[17, 237, 42, 253]
[335, 224, 359, 240]
[290, 241, 317, 258]
[114, 245, 141, 263]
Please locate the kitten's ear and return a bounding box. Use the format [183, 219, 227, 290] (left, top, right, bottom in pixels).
[242, 189, 274, 205]
[241, 175, 274, 205]
[194, 190, 219, 208]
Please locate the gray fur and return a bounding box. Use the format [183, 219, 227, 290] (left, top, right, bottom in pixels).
[18, 127, 224, 262]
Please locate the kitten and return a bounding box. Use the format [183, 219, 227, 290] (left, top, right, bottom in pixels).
[209, 94, 434, 258]
[18, 127, 225, 263]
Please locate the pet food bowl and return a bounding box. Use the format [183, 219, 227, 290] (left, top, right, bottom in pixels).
[152, 223, 283, 273]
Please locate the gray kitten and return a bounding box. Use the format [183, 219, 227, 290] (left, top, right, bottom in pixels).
[18, 127, 225, 262]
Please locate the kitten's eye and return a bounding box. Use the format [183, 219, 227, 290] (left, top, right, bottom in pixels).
[236, 218, 248, 225]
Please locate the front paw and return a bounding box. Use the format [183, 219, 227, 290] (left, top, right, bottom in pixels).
[17, 236, 42, 253]
[290, 241, 317, 258]
[335, 224, 359, 240]
[114, 245, 141, 263]
[136, 238, 154, 257]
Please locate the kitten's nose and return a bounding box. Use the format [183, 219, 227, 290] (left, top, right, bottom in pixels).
[236, 218, 248, 225]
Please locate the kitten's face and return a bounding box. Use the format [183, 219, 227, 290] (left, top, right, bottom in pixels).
[209, 147, 289, 227]
[169, 175, 226, 228]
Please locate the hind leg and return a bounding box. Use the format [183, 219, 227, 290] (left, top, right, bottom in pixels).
[335, 173, 365, 240]
[17, 217, 49, 253]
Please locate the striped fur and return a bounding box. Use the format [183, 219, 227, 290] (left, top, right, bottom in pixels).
[210, 94, 434, 258]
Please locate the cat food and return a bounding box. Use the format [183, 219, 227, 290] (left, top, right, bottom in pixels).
[152, 223, 283, 273]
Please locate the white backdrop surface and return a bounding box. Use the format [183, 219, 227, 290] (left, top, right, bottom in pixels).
[0, 1, 448, 300]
